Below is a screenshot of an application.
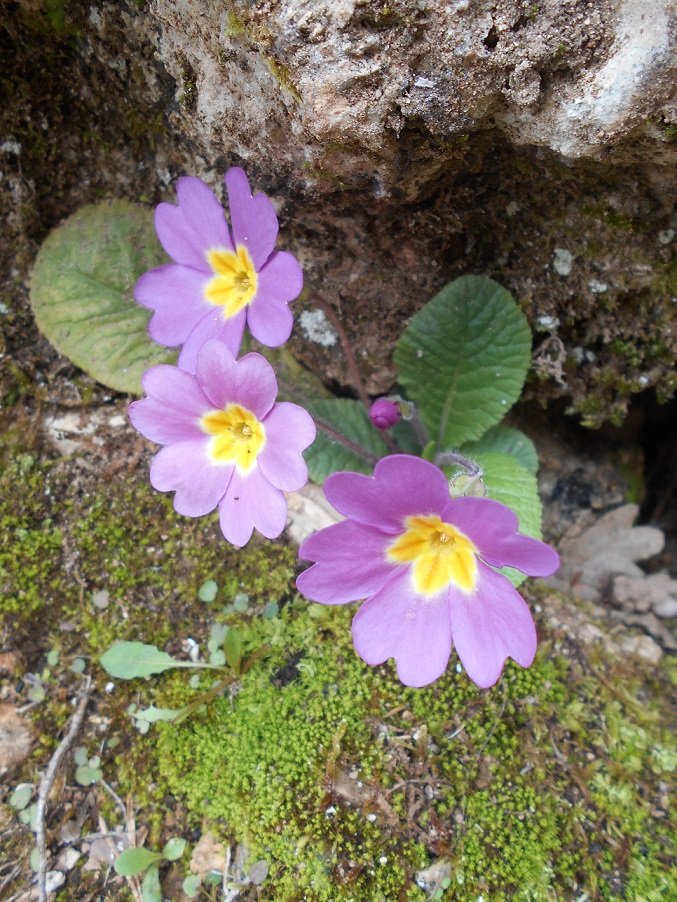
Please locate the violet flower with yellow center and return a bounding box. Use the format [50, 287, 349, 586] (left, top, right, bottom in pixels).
[296, 455, 559, 688]
[128, 339, 315, 547]
[135, 168, 303, 372]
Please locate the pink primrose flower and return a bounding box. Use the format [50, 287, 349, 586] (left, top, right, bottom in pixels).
[128, 340, 315, 547]
[135, 168, 303, 372]
[369, 398, 401, 431]
[296, 455, 560, 689]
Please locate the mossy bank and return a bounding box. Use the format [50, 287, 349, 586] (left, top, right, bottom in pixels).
[1, 451, 674, 899]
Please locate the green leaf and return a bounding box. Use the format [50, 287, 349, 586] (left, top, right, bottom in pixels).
[461, 425, 538, 474]
[304, 399, 388, 482]
[224, 628, 242, 674]
[133, 705, 183, 723]
[395, 276, 532, 448]
[9, 783, 33, 811]
[473, 451, 543, 586]
[114, 847, 163, 877]
[183, 874, 202, 898]
[30, 200, 175, 394]
[75, 763, 103, 786]
[142, 864, 162, 902]
[197, 579, 218, 603]
[101, 641, 179, 679]
[162, 837, 186, 861]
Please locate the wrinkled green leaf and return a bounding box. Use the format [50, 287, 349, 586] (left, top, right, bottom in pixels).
[114, 847, 163, 877]
[395, 276, 532, 448]
[142, 864, 162, 902]
[162, 837, 186, 861]
[461, 425, 538, 474]
[30, 201, 174, 394]
[474, 451, 543, 586]
[305, 398, 388, 482]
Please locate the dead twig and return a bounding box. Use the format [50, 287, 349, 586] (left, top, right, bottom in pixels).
[36, 677, 92, 902]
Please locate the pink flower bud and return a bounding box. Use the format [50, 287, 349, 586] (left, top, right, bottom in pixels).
[369, 398, 401, 431]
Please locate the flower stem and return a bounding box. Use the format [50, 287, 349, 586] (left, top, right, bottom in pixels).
[309, 293, 372, 412]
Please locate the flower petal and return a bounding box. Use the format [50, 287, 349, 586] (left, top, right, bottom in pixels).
[178, 309, 246, 374]
[195, 343, 278, 419]
[218, 466, 287, 547]
[155, 176, 232, 268]
[258, 402, 316, 491]
[135, 265, 212, 346]
[351, 571, 452, 687]
[150, 440, 233, 517]
[225, 167, 278, 269]
[449, 562, 537, 689]
[246, 291, 295, 348]
[324, 455, 451, 534]
[297, 520, 394, 605]
[256, 251, 303, 303]
[441, 497, 560, 577]
[129, 366, 211, 444]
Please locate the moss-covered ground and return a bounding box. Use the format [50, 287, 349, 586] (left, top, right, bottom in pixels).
[1, 449, 674, 900]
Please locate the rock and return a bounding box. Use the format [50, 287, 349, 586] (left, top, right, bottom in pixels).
[416, 858, 452, 893]
[286, 482, 342, 545]
[548, 504, 665, 601]
[618, 633, 664, 666]
[189, 833, 227, 880]
[0, 704, 33, 773]
[613, 572, 677, 618]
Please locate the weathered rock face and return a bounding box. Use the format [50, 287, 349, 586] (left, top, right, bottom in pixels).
[153, 0, 675, 182]
[4, 0, 676, 424]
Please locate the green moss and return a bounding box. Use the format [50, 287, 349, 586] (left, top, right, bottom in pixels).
[143, 597, 674, 900]
[0, 455, 66, 628]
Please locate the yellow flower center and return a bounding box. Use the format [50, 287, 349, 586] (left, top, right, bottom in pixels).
[204, 245, 258, 318]
[200, 403, 265, 472]
[387, 514, 478, 596]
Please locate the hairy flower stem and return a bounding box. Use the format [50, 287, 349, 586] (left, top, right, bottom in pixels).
[309, 292, 398, 453]
[434, 451, 483, 475]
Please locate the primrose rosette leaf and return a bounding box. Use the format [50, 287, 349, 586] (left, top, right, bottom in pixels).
[304, 398, 389, 482]
[470, 450, 543, 587]
[394, 275, 532, 449]
[30, 200, 175, 394]
[461, 424, 538, 474]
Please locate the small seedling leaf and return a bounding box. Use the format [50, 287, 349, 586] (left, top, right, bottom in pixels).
[133, 705, 184, 723]
[224, 628, 242, 673]
[162, 837, 186, 861]
[183, 874, 202, 898]
[9, 783, 33, 811]
[141, 863, 162, 902]
[100, 641, 180, 679]
[114, 847, 163, 877]
[198, 579, 218, 603]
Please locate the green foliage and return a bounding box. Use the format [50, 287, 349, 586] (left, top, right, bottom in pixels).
[101, 641, 183, 679]
[461, 424, 538, 474]
[30, 201, 174, 394]
[305, 398, 388, 481]
[395, 276, 531, 449]
[114, 847, 163, 876]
